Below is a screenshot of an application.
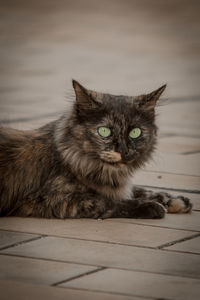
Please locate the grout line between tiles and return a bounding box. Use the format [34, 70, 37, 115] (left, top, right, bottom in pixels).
[144, 169, 200, 179]
[137, 184, 200, 194]
[0, 234, 157, 250]
[0, 112, 62, 124]
[0, 235, 47, 251]
[1, 229, 199, 254]
[0, 235, 168, 251]
[1, 251, 200, 279]
[62, 287, 154, 300]
[162, 96, 200, 103]
[0, 252, 99, 267]
[160, 133, 200, 139]
[104, 219, 200, 233]
[158, 232, 200, 249]
[160, 248, 200, 256]
[58, 285, 172, 300]
[51, 267, 106, 286]
[182, 150, 200, 155]
[142, 170, 200, 178]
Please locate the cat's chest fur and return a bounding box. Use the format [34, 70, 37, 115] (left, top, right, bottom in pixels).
[94, 176, 134, 200]
[56, 137, 135, 201]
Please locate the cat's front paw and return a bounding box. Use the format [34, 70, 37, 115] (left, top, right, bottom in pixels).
[166, 196, 193, 213]
[134, 202, 166, 219]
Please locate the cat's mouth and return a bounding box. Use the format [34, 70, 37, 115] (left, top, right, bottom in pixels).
[99, 151, 124, 165]
[99, 150, 136, 166]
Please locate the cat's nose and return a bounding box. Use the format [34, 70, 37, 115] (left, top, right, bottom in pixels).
[116, 140, 129, 156]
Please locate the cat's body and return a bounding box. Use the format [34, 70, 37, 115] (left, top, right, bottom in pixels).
[0, 80, 192, 218]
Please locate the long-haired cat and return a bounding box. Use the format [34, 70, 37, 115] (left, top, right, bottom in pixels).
[0, 80, 192, 218]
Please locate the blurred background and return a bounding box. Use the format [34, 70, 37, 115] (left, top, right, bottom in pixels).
[0, 0, 199, 132]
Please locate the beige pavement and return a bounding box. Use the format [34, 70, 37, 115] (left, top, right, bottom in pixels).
[0, 1, 200, 299]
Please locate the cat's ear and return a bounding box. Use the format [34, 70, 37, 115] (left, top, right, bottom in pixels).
[72, 80, 102, 110]
[136, 84, 166, 111]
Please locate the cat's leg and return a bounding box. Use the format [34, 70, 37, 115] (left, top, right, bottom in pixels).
[9, 190, 111, 219]
[66, 192, 166, 219]
[132, 186, 192, 214]
[10, 188, 167, 219]
[112, 199, 166, 219]
[12, 190, 166, 219]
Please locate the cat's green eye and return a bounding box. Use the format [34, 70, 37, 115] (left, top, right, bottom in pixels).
[98, 127, 111, 138]
[129, 128, 141, 139]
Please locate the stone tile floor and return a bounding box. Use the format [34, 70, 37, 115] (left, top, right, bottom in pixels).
[0, 1, 200, 299]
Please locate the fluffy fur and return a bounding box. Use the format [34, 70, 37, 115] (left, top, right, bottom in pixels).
[0, 80, 192, 218]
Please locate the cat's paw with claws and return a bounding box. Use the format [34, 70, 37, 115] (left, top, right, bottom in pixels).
[166, 195, 192, 213]
[156, 193, 193, 213]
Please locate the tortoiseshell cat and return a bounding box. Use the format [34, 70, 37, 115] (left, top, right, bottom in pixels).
[0, 80, 192, 218]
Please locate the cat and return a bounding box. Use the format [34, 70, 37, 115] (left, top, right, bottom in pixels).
[0, 80, 192, 218]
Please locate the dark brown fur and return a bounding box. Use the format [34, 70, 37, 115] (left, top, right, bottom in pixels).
[0, 80, 192, 218]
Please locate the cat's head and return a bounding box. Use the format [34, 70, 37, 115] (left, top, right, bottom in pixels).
[70, 80, 166, 171]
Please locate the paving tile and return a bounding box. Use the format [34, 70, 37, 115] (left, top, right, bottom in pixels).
[157, 136, 200, 154]
[3, 117, 58, 131]
[0, 101, 63, 124]
[0, 230, 40, 249]
[157, 101, 200, 137]
[106, 211, 200, 232]
[3, 236, 200, 279]
[0, 255, 97, 286]
[159, 126, 200, 138]
[0, 280, 141, 300]
[0, 217, 194, 248]
[145, 151, 200, 176]
[133, 171, 200, 192]
[61, 268, 200, 300]
[165, 236, 200, 254]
